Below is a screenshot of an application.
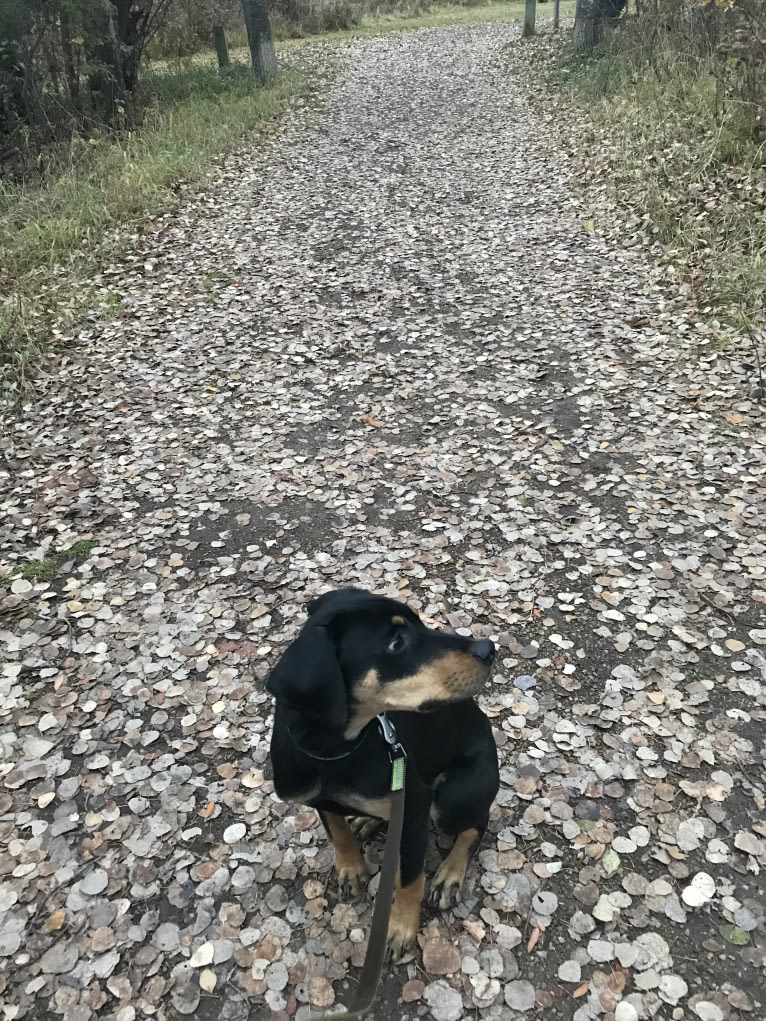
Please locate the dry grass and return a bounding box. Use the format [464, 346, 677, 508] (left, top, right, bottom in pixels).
[282, 0, 577, 40]
[0, 66, 304, 399]
[557, 28, 766, 328]
[0, 0, 575, 399]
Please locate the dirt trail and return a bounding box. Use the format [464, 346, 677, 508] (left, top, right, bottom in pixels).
[1, 21, 765, 1021]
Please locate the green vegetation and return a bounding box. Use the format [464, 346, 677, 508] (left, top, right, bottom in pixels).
[1, 66, 301, 279]
[2, 539, 100, 590]
[1, 0, 571, 399]
[0, 66, 305, 399]
[276, 0, 576, 40]
[63, 539, 100, 559]
[557, 21, 766, 328]
[18, 559, 59, 583]
[0, 66, 306, 398]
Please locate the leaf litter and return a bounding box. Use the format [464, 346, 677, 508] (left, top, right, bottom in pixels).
[1, 16, 765, 1021]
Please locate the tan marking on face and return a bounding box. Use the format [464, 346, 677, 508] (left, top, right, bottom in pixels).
[321, 812, 367, 897]
[344, 651, 490, 738]
[388, 871, 425, 954]
[391, 615, 407, 625]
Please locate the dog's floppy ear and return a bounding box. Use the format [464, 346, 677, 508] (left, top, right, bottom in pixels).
[266, 625, 347, 732]
[307, 587, 373, 621]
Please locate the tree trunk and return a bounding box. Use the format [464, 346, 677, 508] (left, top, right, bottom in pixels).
[60, 8, 80, 110]
[573, 0, 601, 51]
[113, 0, 139, 93]
[87, 0, 131, 124]
[0, 39, 27, 130]
[523, 0, 536, 38]
[574, 0, 627, 50]
[213, 25, 230, 68]
[242, 0, 277, 85]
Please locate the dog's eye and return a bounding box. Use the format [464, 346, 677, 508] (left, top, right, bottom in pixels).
[387, 633, 406, 654]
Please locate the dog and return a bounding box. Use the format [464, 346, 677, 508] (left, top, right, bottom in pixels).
[267, 587, 500, 957]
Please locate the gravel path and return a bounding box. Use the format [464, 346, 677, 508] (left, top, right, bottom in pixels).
[2, 21, 765, 1021]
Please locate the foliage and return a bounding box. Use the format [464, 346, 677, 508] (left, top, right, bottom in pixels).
[0, 0, 173, 174]
[560, 0, 765, 327]
[0, 65, 305, 399]
[149, 0, 520, 49]
[147, 0, 244, 58]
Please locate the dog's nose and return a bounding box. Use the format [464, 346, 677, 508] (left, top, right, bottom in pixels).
[470, 639, 495, 663]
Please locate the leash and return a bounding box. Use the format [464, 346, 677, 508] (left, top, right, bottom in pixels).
[312, 714, 407, 1021]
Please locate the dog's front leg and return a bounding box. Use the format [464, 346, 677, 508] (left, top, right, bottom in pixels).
[387, 794, 430, 960]
[318, 811, 368, 899]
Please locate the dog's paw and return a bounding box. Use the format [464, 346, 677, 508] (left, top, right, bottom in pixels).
[337, 861, 368, 901]
[386, 875, 424, 961]
[429, 862, 464, 911]
[385, 917, 418, 963]
[350, 815, 384, 844]
[428, 876, 462, 911]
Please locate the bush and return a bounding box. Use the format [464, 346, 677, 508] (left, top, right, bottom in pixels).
[272, 0, 362, 35]
[560, 0, 766, 324]
[1, 0, 175, 176]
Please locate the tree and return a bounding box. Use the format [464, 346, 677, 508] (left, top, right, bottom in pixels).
[0, 0, 173, 154]
[241, 0, 276, 85]
[85, 0, 132, 123]
[0, 20, 25, 133]
[573, 0, 627, 51]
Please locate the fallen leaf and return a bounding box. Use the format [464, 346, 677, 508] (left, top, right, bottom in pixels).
[720, 923, 750, 945]
[44, 910, 66, 934]
[602, 849, 621, 876]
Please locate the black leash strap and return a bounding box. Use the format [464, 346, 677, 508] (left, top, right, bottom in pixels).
[313, 715, 407, 1020]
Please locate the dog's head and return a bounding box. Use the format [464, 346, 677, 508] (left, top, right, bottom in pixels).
[266, 588, 495, 739]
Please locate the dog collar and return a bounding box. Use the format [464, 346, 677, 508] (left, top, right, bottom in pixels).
[285, 718, 373, 761]
[285, 713, 406, 767]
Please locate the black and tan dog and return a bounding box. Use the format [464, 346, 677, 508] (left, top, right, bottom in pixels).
[267, 588, 500, 956]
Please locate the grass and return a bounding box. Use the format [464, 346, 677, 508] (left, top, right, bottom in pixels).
[279, 0, 577, 41]
[1, 539, 100, 590]
[1, 0, 573, 399]
[18, 559, 59, 583]
[0, 66, 302, 282]
[556, 36, 766, 328]
[0, 65, 306, 400]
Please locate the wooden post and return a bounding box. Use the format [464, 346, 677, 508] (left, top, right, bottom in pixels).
[553, 0, 561, 30]
[523, 0, 536, 37]
[213, 25, 230, 68]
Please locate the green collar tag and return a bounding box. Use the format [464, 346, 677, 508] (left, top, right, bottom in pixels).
[390, 756, 406, 792]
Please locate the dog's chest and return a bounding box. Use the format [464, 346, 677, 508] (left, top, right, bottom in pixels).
[279, 727, 399, 819]
[328, 789, 392, 820]
[295, 773, 393, 821]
